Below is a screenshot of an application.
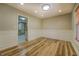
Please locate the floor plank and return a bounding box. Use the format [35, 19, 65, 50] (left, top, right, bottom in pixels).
[25, 38, 77, 56]
[0, 38, 77, 56]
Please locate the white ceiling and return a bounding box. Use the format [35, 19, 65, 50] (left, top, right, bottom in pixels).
[7, 3, 74, 19]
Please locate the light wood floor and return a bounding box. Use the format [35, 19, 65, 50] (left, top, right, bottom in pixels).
[24, 38, 77, 56]
[0, 38, 77, 56]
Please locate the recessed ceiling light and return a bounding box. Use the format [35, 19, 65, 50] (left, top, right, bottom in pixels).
[35, 10, 38, 13]
[58, 10, 62, 13]
[20, 3, 24, 5]
[42, 4, 50, 11]
[41, 14, 44, 16]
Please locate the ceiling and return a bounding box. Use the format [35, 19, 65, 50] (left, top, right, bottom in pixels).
[7, 3, 75, 19]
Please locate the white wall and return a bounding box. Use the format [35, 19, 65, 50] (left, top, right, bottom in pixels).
[0, 4, 18, 50]
[28, 17, 42, 41]
[0, 4, 41, 50]
[0, 31, 18, 50]
[42, 14, 73, 41]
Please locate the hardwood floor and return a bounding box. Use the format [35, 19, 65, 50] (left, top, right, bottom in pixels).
[25, 38, 77, 56]
[0, 37, 77, 56]
[0, 46, 21, 56]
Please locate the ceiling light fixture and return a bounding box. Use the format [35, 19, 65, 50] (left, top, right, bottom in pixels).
[58, 10, 62, 13]
[42, 4, 50, 11]
[41, 14, 44, 16]
[35, 10, 38, 13]
[20, 3, 24, 5]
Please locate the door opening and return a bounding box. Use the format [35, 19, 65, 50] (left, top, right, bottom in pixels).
[18, 16, 27, 44]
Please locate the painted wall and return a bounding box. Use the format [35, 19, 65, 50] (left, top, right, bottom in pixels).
[0, 4, 41, 50]
[42, 14, 73, 41]
[28, 17, 42, 41]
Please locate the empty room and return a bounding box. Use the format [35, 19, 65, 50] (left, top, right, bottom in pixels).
[0, 3, 79, 56]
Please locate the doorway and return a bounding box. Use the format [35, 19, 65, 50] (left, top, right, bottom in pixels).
[18, 16, 27, 44]
[76, 5, 79, 41]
